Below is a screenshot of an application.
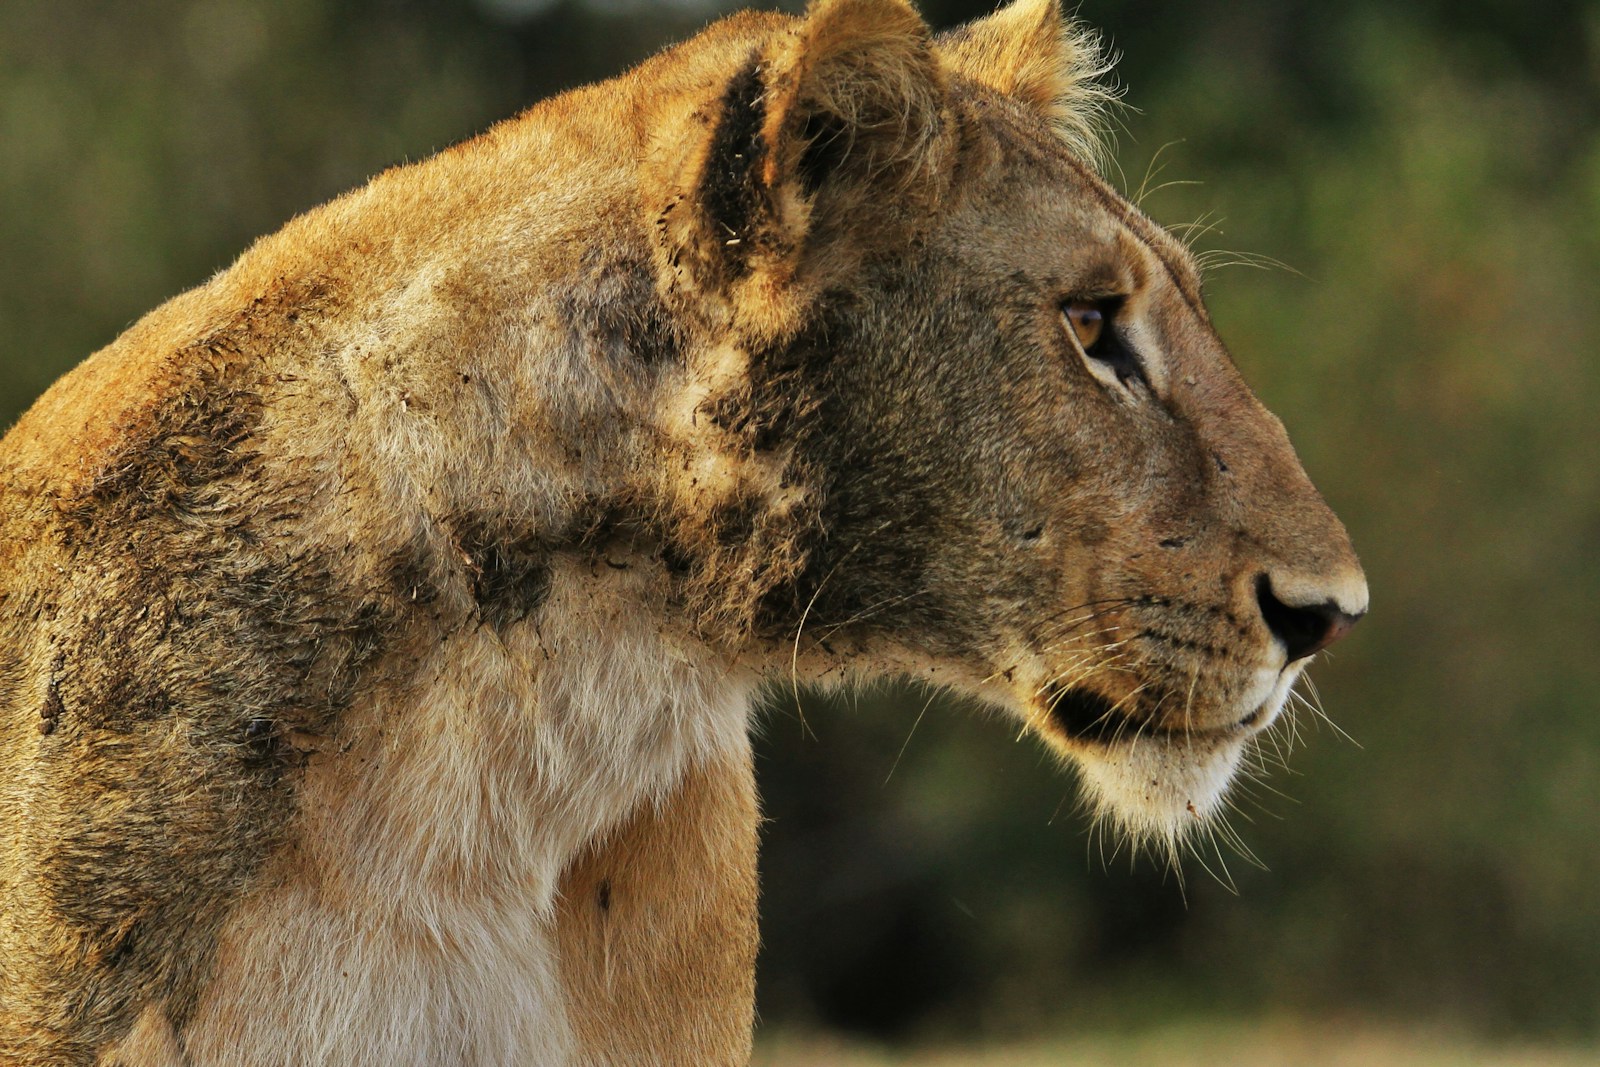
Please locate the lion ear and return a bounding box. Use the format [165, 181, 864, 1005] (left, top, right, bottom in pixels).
[670, 0, 955, 304]
[938, 0, 1116, 167]
[761, 0, 951, 211]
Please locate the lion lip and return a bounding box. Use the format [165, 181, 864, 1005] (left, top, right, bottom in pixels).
[1042, 682, 1260, 745]
[1235, 704, 1268, 729]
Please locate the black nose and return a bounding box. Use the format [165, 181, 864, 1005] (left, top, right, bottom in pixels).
[1255, 574, 1362, 662]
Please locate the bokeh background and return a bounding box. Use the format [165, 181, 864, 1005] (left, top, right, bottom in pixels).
[2, 0, 1597, 1061]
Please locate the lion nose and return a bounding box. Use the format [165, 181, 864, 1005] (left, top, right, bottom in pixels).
[1255, 574, 1364, 663]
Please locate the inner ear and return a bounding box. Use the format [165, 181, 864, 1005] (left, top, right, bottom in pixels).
[763, 0, 951, 205]
[717, 0, 958, 287]
[794, 109, 852, 197]
[663, 0, 957, 309]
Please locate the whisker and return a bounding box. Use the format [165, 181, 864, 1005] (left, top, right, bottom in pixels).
[785, 522, 896, 738]
[806, 590, 931, 649]
[1297, 671, 1361, 747]
[1132, 138, 1187, 207]
[884, 685, 939, 785]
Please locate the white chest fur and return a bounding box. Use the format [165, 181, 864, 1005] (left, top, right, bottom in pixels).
[175, 564, 756, 1066]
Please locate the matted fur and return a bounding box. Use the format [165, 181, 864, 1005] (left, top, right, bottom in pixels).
[0, 0, 1365, 1063]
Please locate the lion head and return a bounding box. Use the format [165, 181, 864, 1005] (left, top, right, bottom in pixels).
[640, 0, 1367, 855]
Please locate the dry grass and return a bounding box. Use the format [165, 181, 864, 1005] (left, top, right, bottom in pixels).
[756, 1019, 1597, 1067]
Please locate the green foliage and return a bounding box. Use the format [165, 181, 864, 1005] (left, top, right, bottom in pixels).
[1, 0, 1595, 1044]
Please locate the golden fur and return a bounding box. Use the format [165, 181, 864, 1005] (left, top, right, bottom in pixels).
[0, 0, 1366, 1062]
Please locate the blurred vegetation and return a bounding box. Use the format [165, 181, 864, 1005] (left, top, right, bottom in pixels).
[2, 0, 1597, 1050]
[757, 1019, 1600, 1066]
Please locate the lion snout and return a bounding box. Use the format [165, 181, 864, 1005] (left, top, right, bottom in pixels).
[1254, 572, 1365, 663]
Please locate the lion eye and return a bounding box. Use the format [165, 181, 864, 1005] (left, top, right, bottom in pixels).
[1063, 300, 1106, 352]
[1060, 295, 1145, 390]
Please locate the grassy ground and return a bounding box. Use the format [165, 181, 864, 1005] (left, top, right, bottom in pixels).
[756, 1020, 1598, 1066]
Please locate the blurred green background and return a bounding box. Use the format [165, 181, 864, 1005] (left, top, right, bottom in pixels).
[3, 0, 1597, 1058]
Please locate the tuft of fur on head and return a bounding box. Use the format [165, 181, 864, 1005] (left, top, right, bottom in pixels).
[937, 0, 1121, 172]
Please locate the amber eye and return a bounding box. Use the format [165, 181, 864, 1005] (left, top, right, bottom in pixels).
[1061, 295, 1147, 390]
[1063, 300, 1107, 352]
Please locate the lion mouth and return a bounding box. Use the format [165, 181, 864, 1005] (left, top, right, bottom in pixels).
[1042, 682, 1259, 745]
[1043, 684, 1129, 744]
[1036, 680, 1281, 842]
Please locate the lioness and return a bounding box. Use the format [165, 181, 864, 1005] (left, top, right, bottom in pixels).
[0, 0, 1366, 1062]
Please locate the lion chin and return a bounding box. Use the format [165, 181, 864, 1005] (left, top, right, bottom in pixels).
[1073, 737, 1247, 851]
[1059, 664, 1306, 852]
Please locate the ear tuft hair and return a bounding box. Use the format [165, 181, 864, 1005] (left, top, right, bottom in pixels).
[649, 0, 958, 328]
[938, 0, 1120, 171]
[658, 0, 957, 315]
[762, 0, 950, 203]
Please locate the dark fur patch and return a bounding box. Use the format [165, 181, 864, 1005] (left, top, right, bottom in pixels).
[0, 289, 400, 1061]
[745, 272, 1054, 665]
[697, 56, 768, 280]
[78, 377, 256, 524]
[448, 516, 554, 631]
[385, 529, 444, 610]
[559, 253, 684, 368]
[744, 297, 933, 642]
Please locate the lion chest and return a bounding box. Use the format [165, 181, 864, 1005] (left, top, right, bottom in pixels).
[174, 600, 756, 1065]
